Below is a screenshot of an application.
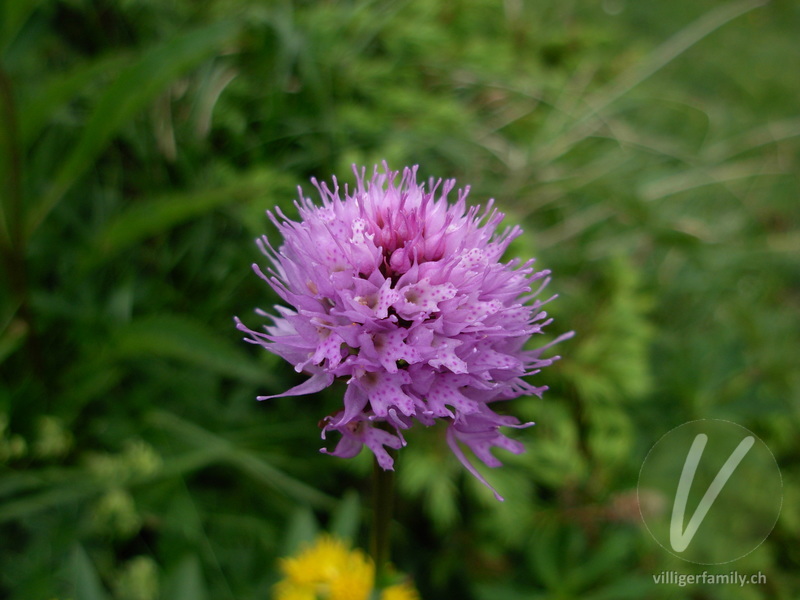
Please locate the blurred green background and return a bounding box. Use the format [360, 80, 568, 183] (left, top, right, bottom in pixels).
[1, 0, 799, 598]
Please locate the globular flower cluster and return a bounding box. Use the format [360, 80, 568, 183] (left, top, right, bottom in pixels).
[236, 164, 570, 500]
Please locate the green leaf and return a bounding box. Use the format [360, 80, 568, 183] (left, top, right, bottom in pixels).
[67, 544, 110, 600]
[111, 314, 275, 386]
[474, 582, 547, 600]
[283, 506, 319, 556]
[0, 0, 47, 55]
[19, 52, 130, 147]
[0, 478, 100, 523]
[329, 489, 361, 542]
[526, 522, 566, 593]
[582, 576, 667, 600]
[90, 170, 274, 264]
[162, 555, 207, 600]
[147, 410, 337, 510]
[0, 316, 26, 366]
[566, 529, 637, 591]
[27, 18, 241, 236]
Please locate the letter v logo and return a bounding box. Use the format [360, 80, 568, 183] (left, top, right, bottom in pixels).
[669, 433, 755, 552]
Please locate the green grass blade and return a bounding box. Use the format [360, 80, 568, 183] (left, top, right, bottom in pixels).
[0, 478, 101, 523]
[328, 488, 361, 542]
[19, 52, 130, 147]
[705, 117, 800, 161]
[148, 410, 336, 510]
[67, 544, 110, 600]
[27, 18, 241, 236]
[0, 451, 223, 523]
[535, 0, 769, 164]
[90, 170, 273, 264]
[111, 314, 276, 386]
[0, 0, 47, 55]
[586, 0, 768, 119]
[283, 506, 320, 555]
[162, 555, 208, 600]
[640, 158, 785, 201]
[0, 315, 26, 365]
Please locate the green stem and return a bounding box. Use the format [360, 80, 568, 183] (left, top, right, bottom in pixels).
[370, 453, 395, 586]
[0, 64, 44, 378]
[0, 65, 21, 250]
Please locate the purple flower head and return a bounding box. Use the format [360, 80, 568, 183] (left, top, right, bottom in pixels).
[236, 164, 572, 500]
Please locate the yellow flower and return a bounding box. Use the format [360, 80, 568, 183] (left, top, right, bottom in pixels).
[273, 535, 422, 600]
[380, 581, 421, 600]
[274, 536, 374, 600]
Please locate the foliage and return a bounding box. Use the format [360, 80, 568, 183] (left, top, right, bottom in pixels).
[1, 0, 798, 598]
